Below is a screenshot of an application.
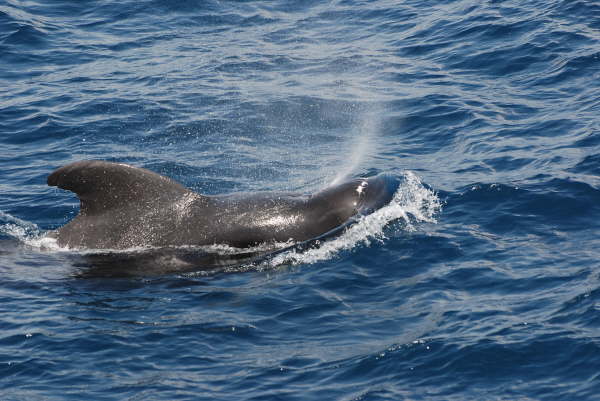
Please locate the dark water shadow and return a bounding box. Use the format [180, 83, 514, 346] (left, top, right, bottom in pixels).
[68, 247, 274, 278]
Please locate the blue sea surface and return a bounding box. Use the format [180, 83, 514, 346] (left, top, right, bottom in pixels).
[2, 0, 600, 399]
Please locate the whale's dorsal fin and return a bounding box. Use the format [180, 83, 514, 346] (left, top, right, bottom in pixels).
[47, 161, 194, 216]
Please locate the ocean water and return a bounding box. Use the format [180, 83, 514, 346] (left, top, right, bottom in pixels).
[1, 0, 600, 399]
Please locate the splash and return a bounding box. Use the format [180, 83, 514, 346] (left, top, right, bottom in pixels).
[264, 171, 441, 267]
[0, 211, 60, 250]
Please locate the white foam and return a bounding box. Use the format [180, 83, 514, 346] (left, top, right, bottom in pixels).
[264, 171, 441, 267]
[0, 212, 66, 251]
[0, 211, 38, 234]
[20, 235, 295, 257]
[1, 212, 38, 242]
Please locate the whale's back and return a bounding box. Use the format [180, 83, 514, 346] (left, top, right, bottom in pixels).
[47, 161, 397, 250]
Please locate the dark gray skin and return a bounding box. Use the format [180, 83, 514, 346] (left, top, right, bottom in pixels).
[47, 161, 395, 250]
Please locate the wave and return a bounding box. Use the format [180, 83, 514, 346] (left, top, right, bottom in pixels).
[264, 171, 441, 268]
[0, 211, 54, 248]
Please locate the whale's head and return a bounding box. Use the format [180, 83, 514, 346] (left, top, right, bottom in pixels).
[353, 174, 398, 216]
[309, 174, 398, 227]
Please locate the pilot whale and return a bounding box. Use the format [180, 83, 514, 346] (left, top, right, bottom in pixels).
[47, 161, 396, 250]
